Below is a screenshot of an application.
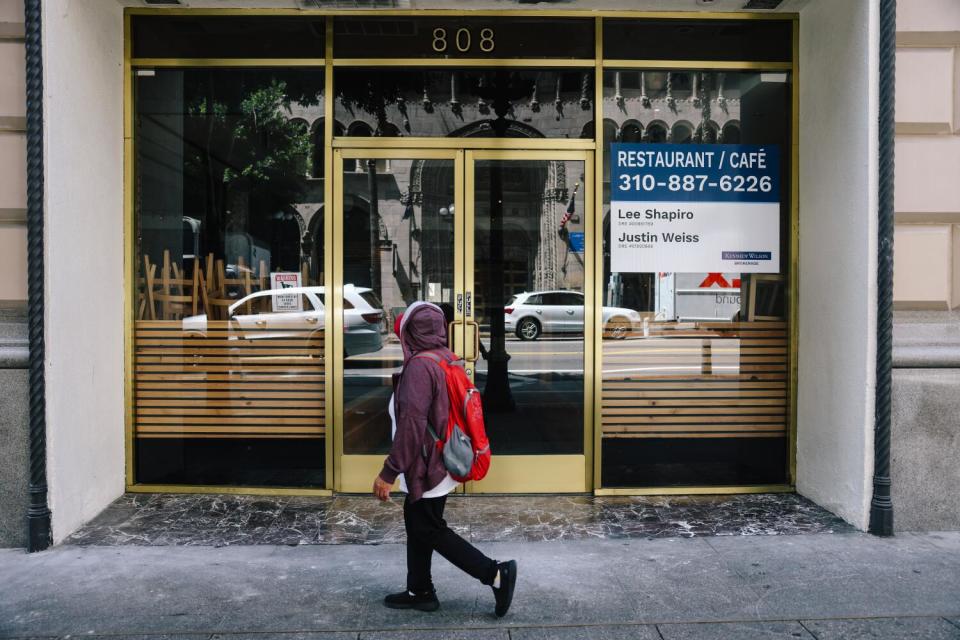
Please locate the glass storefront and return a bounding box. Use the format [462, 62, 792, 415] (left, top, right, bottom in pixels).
[129, 11, 795, 494]
[599, 70, 792, 488]
[133, 67, 328, 487]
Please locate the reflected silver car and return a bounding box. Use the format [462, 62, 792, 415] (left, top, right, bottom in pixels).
[503, 290, 643, 340]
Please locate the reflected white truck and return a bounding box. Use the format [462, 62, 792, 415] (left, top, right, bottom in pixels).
[656, 273, 742, 322]
[503, 290, 643, 340]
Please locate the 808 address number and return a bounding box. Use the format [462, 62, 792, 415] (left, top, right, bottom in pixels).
[432, 27, 495, 54]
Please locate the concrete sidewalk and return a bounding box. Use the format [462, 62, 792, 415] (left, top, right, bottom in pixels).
[1, 532, 959, 639]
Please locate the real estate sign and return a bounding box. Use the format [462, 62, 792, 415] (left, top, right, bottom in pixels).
[610, 143, 781, 274]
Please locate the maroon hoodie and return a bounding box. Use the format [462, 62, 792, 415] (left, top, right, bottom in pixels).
[378, 303, 452, 502]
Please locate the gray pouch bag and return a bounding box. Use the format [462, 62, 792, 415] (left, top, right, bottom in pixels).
[427, 422, 473, 479]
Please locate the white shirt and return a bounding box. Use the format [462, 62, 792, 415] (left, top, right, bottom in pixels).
[389, 393, 458, 498]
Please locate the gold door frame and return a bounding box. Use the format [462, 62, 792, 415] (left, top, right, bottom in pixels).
[123, 9, 799, 497]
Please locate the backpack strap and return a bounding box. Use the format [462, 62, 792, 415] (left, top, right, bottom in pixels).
[413, 348, 458, 365]
[410, 349, 450, 446]
[413, 350, 444, 364]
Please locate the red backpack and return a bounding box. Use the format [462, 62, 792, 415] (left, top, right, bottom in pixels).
[414, 349, 491, 482]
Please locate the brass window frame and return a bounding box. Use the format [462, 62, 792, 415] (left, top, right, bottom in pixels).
[123, 9, 800, 497]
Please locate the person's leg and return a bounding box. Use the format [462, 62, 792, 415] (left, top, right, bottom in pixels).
[386, 496, 440, 611]
[402, 495, 517, 618]
[418, 496, 499, 586]
[403, 495, 436, 593]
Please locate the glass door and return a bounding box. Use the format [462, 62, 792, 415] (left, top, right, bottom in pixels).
[334, 149, 464, 492]
[334, 148, 593, 494]
[462, 150, 594, 493]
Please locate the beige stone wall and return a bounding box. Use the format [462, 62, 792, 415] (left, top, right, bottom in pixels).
[0, 0, 25, 305]
[894, 0, 960, 308]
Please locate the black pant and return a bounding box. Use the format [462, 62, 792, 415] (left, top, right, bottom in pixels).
[403, 494, 499, 593]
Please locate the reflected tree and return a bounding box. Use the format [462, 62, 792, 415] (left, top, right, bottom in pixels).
[182, 70, 323, 259]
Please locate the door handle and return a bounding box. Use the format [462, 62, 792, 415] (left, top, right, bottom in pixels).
[447, 321, 457, 351]
[255, 320, 267, 326]
[305, 316, 319, 324]
[566, 310, 574, 315]
[465, 320, 480, 363]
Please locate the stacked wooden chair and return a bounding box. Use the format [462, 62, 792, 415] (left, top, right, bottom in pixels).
[140, 252, 309, 321]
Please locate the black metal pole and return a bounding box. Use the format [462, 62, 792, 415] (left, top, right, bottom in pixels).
[870, 0, 896, 537]
[24, 0, 51, 552]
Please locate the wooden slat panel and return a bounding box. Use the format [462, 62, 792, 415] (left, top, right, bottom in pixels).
[139, 433, 324, 439]
[604, 432, 785, 439]
[603, 391, 785, 399]
[602, 374, 787, 383]
[138, 416, 322, 424]
[604, 407, 786, 416]
[137, 399, 324, 407]
[137, 378, 324, 386]
[604, 423, 784, 432]
[137, 356, 323, 366]
[602, 320, 789, 441]
[137, 365, 323, 373]
[603, 384, 785, 391]
[603, 399, 785, 407]
[138, 408, 324, 417]
[137, 426, 324, 434]
[137, 348, 322, 357]
[604, 414, 784, 424]
[136, 394, 322, 403]
[134, 320, 326, 441]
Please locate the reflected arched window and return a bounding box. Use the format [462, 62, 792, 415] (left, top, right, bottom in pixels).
[602, 119, 619, 181]
[721, 122, 741, 144]
[346, 122, 374, 172]
[347, 121, 373, 137]
[671, 122, 693, 144]
[644, 122, 667, 143]
[378, 122, 401, 137]
[310, 119, 338, 180]
[620, 121, 643, 143]
[270, 209, 304, 272]
[288, 118, 310, 177]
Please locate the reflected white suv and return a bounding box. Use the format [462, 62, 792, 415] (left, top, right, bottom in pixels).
[504, 290, 643, 340]
[182, 284, 385, 355]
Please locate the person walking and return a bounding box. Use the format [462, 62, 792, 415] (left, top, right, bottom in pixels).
[373, 301, 517, 616]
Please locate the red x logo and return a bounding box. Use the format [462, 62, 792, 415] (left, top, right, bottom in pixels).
[699, 273, 742, 288]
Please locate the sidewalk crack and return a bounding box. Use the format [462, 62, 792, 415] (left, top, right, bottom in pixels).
[798, 619, 820, 639]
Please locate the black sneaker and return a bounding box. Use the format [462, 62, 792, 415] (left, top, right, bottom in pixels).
[383, 588, 440, 612]
[492, 560, 517, 617]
